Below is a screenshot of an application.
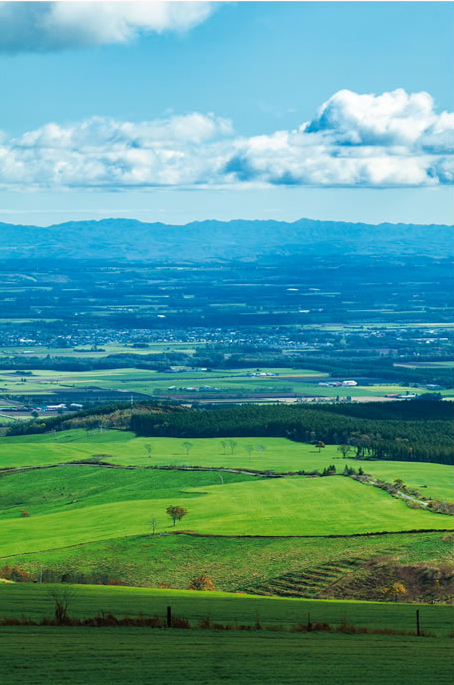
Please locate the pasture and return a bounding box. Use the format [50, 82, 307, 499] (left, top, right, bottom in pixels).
[0, 465, 452, 557]
[6, 531, 453, 593]
[1, 430, 452, 502]
[1, 583, 452, 633]
[1, 585, 453, 685]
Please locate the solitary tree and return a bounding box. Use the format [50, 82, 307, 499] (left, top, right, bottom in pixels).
[49, 587, 77, 625]
[220, 440, 228, 455]
[256, 444, 266, 458]
[144, 443, 153, 458]
[166, 505, 188, 527]
[316, 441, 326, 453]
[182, 442, 193, 457]
[149, 517, 158, 535]
[245, 444, 254, 458]
[384, 582, 407, 602]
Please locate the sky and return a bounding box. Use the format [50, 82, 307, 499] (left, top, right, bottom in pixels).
[0, 0, 453, 226]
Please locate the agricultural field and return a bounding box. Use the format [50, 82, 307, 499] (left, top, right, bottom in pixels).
[1, 365, 452, 404]
[1, 431, 452, 501]
[0, 585, 452, 685]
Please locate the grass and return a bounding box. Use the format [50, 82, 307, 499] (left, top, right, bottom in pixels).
[6, 532, 453, 592]
[2, 626, 452, 685]
[1, 430, 452, 502]
[0, 583, 452, 633]
[0, 466, 451, 557]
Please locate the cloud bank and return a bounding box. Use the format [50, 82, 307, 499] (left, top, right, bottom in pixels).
[0, 1, 215, 52]
[0, 89, 452, 190]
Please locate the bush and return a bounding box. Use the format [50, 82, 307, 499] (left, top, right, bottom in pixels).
[0, 565, 31, 582]
[188, 574, 215, 591]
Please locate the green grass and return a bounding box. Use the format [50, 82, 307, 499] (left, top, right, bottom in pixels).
[6, 532, 453, 592]
[0, 583, 452, 633]
[2, 431, 452, 502]
[0, 467, 451, 557]
[0, 468, 253, 519]
[2, 626, 452, 685]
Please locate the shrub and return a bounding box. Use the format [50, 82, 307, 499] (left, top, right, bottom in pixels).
[188, 574, 215, 591]
[0, 565, 31, 582]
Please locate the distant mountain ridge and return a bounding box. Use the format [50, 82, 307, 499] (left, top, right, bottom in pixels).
[0, 217, 452, 261]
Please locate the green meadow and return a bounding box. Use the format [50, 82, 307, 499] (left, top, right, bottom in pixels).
[0, 465, 452, 557]
[2, 626, 452, 685]
[1, 430, 452, 501]
[1, 585, 453, 685]
[1, 583, 453, 633]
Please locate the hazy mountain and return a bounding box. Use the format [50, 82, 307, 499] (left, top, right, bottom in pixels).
[0, 218, 452, 262]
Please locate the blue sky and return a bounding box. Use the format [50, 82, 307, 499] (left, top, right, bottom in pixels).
[0, 1, 452, 226]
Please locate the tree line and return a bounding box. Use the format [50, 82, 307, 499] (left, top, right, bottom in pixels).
[130, 402, 453, 465]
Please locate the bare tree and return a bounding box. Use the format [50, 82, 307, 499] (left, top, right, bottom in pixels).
[228, 439, 237, 455]
[150, 517, 159, 535]
[220, 440, 228, 455]
[49, 587, 77, 625]
[245, 444, 254, 458]
[256, 444, 266, 457]
[182, 441, 193, 457]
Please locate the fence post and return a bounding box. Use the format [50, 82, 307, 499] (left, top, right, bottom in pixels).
[416, 609, 420, 636]
[307, 612, 312, 632]
[167, 605, 172, 628]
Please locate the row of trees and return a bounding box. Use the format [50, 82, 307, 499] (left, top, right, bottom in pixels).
[130, 402, 454, 465]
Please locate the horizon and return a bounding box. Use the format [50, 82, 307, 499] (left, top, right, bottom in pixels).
[1, 214, 454, 229]
[0, 1, 452, 226]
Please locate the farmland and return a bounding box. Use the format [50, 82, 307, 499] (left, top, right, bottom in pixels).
[0, 584, 452, 685]
[1, 430, 452, 501]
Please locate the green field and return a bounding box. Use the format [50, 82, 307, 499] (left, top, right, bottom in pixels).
[2, 430, 452, 501]
[1, 583, 453, 632]
[0, 464, 451, 558]
[1, 627, 451, 685]
[1, 585, 453, 685]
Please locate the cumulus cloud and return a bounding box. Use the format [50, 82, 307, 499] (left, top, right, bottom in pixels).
[0, 89, 452, 190]
[0, 1, 215, 52]
[224, 89, 454, 187]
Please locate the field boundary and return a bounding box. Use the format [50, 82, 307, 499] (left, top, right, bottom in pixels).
[1, 529, 451, 562]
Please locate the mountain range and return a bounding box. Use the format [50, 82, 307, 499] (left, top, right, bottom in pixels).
[0, 218, 452, 262]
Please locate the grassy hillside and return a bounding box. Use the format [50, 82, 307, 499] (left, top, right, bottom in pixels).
[6, 532, 453, 596]
[0, 466, 452, 558]
[1, 431, 453, 501]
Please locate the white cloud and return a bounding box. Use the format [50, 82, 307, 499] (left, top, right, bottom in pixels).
[0, 1, 215, 52]
[0, 89, 452, 191]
